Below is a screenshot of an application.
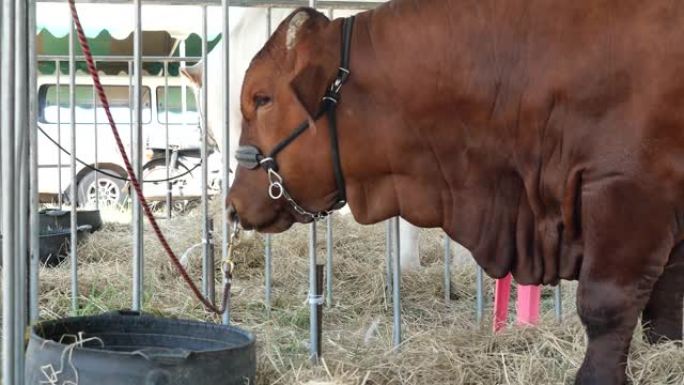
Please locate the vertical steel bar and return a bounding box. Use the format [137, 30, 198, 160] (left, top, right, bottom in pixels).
[263, 5, 273, 318]
[201, 5, 212, 300]
[92, 65, 99, 209]
[0, 0, 2, 245]
[164, 61, 171, 219]
[1, 2, 17, 382]
[315, 263, 324, 355]
[476, 267, 484, 325]
[57, 60, 63, 209]
[207, 218, 215, 303]
[128, 61, 133, 151]
[132, 0, 144, 311]
[69, 17, 79, 316]
[325, 215, 333, 307]
[307, 1, 319, 355]
[554, 283, 562, 322]
[392, 217, 401, 348]
[385, 219, 392, 299]
[308, 221, 319, 363]
[15, 0, 29, 382]
[221, 0, 231, 326]
[180, 40, 188, 141]
[443, 234, 451, 304]
[324, 0, 335, 310]
[29, 0, 40, 323]
[265, 234, 272, 315]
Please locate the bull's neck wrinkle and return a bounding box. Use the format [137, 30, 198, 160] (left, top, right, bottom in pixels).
[335, 9, 444, 226]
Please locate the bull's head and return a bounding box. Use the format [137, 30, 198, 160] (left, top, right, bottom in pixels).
[227, 8, 347, 232]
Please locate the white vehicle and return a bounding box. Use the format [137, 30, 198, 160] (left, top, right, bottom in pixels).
[37, 73, 221, 208]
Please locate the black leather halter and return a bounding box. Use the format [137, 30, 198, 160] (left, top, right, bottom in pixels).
[235, 16, 355, 220]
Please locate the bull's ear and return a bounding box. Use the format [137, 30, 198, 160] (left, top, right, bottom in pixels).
[290, 64, 329, 117]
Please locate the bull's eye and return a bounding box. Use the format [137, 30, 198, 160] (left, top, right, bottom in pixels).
[253, 94, 272, 108]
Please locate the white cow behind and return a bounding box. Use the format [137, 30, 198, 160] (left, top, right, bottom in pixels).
[182, 7, 471, 271]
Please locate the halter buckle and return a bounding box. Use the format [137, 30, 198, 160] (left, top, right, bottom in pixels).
[329, 67, 350, 95]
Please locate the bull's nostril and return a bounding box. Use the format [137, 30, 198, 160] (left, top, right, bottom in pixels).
[227, 203, 239, 226]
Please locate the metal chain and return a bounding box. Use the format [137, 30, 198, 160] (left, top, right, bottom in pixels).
[266, 168, 332, 221]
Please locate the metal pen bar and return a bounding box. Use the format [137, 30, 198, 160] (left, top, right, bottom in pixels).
[93, 65, 99, 209]
[15, 1, 29, 382]
[385, 220, 392, 301]
[132, 0, 144, 312]
[308, 221, 319, 363]
[265, 234, 272, 315]
[0, 0, 5, 240]
[263, 5, 273, 319]
[128, 61, 133, 150]
[40, 0, 385, 9]
[69, 17, 79, 316]
[325, 215, 333, 307]
[309, 0, 320, 365]
[554, 284, 562, 322]
[180, 42, 188, 151]
[57, 60, 63, 209]
[443, 234, 451, 304]
[220, 0, 230, 325]
[1, 2, 17, 382]
[392, 217, 401, 348]
[208, 219, 215, 303]
[164, 61, 171, 219]
[201, 5, 213, 302]
[324, 6, 334, 309]
[476, 267, 484, 325]
[29, 0, 40, 323]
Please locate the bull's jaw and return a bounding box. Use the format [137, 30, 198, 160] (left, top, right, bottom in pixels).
[253, 213, 299, 233]
[236, 208, 298, 233]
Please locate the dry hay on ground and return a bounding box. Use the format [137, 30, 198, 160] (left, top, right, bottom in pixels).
[38, 204, 684, 385]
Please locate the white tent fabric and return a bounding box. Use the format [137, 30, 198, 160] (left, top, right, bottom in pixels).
[37, 3, 224, 39]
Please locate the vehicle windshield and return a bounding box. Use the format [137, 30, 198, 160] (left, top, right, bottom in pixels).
[39, 84, 152, 124]
[156, 85, 199, 125]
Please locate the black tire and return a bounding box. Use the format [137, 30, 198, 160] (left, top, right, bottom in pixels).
[142, 158, 194, 215]
[77, 170, 127, 208]
[142, 157, 192, 185]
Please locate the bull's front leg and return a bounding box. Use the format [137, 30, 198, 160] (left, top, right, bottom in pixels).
[573, 182, 673, 385]
[575, 279, 657, 385]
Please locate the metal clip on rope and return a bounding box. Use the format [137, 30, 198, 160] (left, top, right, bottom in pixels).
[222, 222, 240, 280]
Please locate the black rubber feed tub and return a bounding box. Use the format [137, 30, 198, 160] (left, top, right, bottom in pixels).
[40, 208, 104, 233]
[0, 225, 91, 266]
[26, 311, 256, 385]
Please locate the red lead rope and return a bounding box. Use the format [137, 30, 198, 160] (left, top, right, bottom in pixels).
[67, 0, 229, 315]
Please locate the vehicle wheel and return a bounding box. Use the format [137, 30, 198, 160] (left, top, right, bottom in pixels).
[143, 158, 194, 215]
[77, 170, 127, 208]
[142, 158, 192, 187]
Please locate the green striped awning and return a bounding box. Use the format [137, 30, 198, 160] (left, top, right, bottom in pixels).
[37, 3, 223, 76]
[37, 29, 221, 76]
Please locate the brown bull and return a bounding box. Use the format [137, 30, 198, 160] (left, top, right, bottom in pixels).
[227, 1, 684, 383]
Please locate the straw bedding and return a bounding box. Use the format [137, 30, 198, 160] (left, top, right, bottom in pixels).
[38, 203, 684, 385]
